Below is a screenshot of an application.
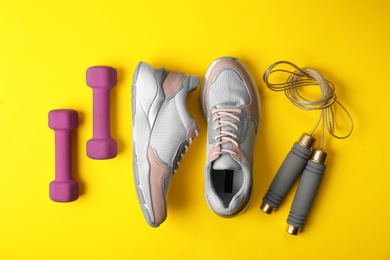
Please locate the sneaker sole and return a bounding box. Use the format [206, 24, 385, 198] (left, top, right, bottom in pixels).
[132, 62, 165, 227]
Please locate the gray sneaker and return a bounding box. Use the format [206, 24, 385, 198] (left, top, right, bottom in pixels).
[201, 57, 260, 217]
[132, 61, 200, 227]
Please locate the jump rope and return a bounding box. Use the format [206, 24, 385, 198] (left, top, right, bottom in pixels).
[260, 61, 354, 235]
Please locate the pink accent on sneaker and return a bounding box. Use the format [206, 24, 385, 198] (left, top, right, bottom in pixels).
[230, 144, 243, 164]
[162, 71, 186, 98]
[208, 146, 221, 163]
[203, 60, 260, 126]
[147, 146, 171, 226]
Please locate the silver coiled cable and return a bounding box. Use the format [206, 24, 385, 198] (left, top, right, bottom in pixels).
[263, 61, 354, 148]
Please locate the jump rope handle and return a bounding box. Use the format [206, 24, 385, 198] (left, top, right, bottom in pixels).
[286, 149, 327, 235]
[260, 134, 315, 213]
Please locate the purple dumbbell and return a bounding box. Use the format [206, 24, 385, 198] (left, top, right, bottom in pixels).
[86, 66, 118, 159]
[48, 109, 79, 202]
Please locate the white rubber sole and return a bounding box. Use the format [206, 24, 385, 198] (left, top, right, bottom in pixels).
[132, 62, 165, 226]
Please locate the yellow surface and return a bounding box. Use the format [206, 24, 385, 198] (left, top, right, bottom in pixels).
[0, 0, 389, 259]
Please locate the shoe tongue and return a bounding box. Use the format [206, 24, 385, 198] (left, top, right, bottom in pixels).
[212, 103, 241, 170]
[212, 153, 240, 170]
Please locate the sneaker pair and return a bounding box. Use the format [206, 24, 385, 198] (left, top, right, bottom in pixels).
[131, 57, 260, 227]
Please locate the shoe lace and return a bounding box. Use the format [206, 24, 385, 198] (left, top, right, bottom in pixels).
[173, 129, 199, 173]
[212, 108, 241, 156]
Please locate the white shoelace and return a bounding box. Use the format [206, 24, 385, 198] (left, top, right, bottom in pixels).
[212, 108, 241, 157]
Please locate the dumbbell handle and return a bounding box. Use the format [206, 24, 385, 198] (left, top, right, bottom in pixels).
[261, 134, 315, 213]
[55, 130, 72, 181]
[92, 88, 111, 138]
[286, 149, 327, 235]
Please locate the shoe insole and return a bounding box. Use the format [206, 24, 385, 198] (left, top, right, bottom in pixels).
[224, 170, 234, 193]
[211, 169, 243, 208]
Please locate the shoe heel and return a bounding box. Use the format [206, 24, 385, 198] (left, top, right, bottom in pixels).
[188, 75, 200, 93]
[155, 68, 168, 87]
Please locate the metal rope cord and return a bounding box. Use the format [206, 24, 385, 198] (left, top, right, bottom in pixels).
[263, 60, 354, 148]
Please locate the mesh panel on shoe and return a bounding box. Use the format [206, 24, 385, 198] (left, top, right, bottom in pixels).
[240, 120, 257, 167]
[172, 77, 193, 128]
[150, 79, 194, 166]
[212, 153, 240, 170]
[150, 99, 186, 165]
[208, 69, 251, 108]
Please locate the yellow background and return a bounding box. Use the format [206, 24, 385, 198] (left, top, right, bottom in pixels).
[0, 0, 389, 259]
